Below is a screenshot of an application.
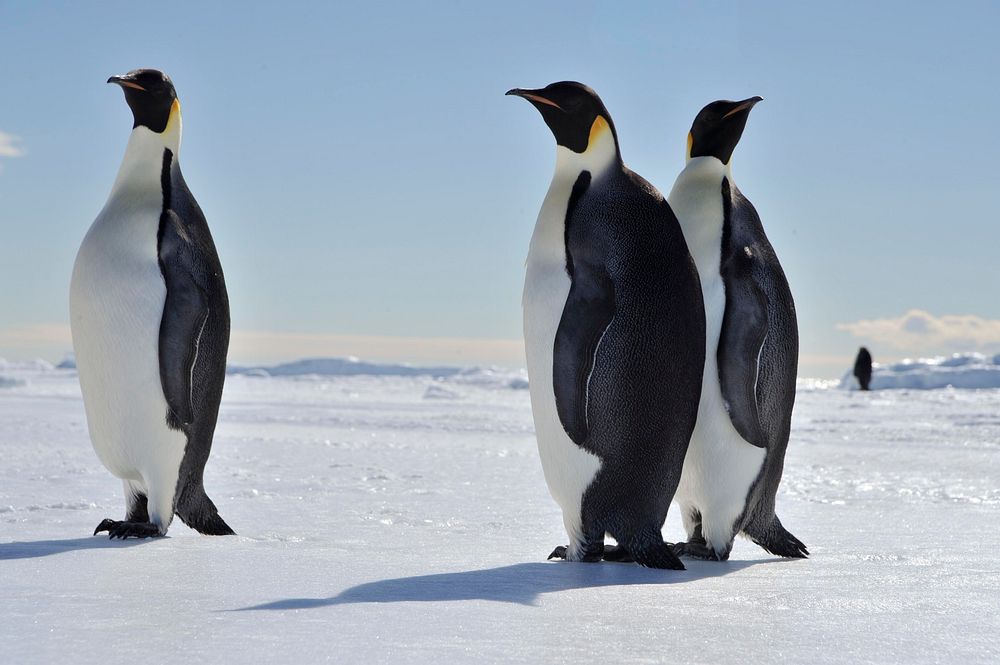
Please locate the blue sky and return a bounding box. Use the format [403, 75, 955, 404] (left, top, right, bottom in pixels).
[1, 1, 998, 376]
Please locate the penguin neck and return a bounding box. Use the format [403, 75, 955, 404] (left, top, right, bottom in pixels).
[109, 111, 182, 199]
[670, 155, 735, 235]
[681, 154, 734, 183]
[553, 124, 621, 183]
[528, 130, 621, 267]
[668, 155, 734, 330]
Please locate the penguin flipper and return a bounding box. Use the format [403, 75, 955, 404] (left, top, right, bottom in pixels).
[718, 179, 770, 449]
[717, 275, 769, 448]
[157, 209, 210, 428]
[553, 264, 616, 446]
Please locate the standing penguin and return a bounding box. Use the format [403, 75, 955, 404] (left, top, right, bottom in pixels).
[508, 82, 705, 569]
[70, 69, 234, 539]
[853, 347, 873, 390]
[666, 98, 807, 560]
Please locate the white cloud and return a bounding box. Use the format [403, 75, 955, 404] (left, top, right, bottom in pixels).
[837, 309, 1000, 353]
[0, 131, 26, 158]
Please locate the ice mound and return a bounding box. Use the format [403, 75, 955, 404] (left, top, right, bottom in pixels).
[423, 384, 461, 400]
[839, 352, 1000, 390]
[0, 376, 26, 389]
[447, 367, 530, 390]
[228, 357, 463, 379]
[0, 358, 55, 372]
[228, 357, 529, 389]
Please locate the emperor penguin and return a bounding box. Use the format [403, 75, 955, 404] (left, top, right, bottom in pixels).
[853, 347, 873, 390]
[508, 82, 705, 569]
[70, 69, 234, 539]
[667, 97, 807, 560]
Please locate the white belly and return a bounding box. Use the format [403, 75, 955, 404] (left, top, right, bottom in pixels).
[669, 158, 765, 548]
[69, 196, 186, 497]
[523, 171, 601, 551]
[675, 354, 766, 547]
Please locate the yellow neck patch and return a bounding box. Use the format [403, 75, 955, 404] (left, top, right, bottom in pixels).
[686, 132, 693, 160]
[587, 116, 609, 151]
[165, 98, 182, 134]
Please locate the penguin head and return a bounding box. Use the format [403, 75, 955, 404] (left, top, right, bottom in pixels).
[507, 81, 618, 155]
[687, 97, 763, 165]
[107, 69, 178, 134]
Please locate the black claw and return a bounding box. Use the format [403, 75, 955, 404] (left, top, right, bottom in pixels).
[94, 518, 116, 536]
[547, 545, 568, 560]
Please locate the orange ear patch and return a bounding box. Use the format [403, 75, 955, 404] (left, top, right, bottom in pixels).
[164, 98, 182, 132]
[588, 116, 609, 149]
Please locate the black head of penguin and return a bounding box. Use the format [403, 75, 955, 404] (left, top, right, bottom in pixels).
[506, 81, 619, 155]
[107, 69, 178, 134]
[688, 97, 763, 165]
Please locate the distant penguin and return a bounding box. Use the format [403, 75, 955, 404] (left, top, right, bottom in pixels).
[70, 69, 234, 538]
[854, 347, 873, 391]
[508, 82, 705, 569]
[666, 97, 807, 560]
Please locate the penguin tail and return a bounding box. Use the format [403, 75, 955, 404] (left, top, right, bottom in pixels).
[175, 483, 236, 536]
[745, 515, 808, 559]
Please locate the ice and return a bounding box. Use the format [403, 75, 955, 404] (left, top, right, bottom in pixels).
[0, 363, 997, 664]
[839, 352, 1000, 390]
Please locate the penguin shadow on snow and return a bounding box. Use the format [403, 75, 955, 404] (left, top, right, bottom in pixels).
[232, 558, 784, 610]
[0, 535, 147, 560]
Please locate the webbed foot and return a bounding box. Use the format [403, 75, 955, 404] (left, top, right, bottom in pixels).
[601, 545, 634, 563]
[674, 540, 729, 561]
[547, 544, 603, 562]
[547, 545, 567, 560]
[93, 518, 161, 539]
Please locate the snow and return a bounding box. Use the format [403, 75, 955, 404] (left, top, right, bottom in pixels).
[1, 362, 998, 664]
[839, 352, 1000, 390]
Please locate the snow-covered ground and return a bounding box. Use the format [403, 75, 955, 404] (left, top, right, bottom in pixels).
[1, 360, 998, 664]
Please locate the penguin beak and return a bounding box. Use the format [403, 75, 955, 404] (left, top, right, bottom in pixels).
[506, 88, 563, 111]
[722, 96, 763, 119]
[107, 75, 146, 92]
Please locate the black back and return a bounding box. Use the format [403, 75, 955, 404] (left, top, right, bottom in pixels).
[156, 149, 233, 535]
[716, 178, 799, 533]
[854, 347, 873, 390]
[553, 165, 705, 559]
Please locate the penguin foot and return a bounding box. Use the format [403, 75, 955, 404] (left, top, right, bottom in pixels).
[673, 541, 728, 561]
[546, 545, 603, 562]
[93, 519, 161, 539]
[601, 545, 635, 563]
